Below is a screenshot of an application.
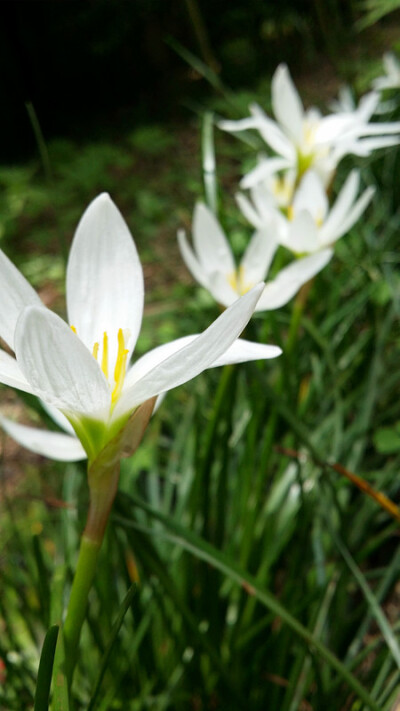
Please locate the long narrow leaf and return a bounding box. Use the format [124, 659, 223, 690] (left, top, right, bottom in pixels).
[87, 584, 137, 711]
[34, 625, 59, 711]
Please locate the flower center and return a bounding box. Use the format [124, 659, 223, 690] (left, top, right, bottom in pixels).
[286, 204, 324, 228]
[71, 326, 129, 406]
[227, 265, 253, 296]
[271, 175, 293, 206]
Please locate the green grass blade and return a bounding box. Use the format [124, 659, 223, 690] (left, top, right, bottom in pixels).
[51, 626, 69, 711]
[330, 527, 400, 671]
[87, 584, 137, 711]
[34, 625, 59, 711]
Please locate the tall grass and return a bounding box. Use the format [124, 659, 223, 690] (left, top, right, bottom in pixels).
[1, 82, 400, 711]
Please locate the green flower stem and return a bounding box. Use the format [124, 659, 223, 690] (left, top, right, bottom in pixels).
[63, 534, 101, 685]
[63, 463, 120, 687]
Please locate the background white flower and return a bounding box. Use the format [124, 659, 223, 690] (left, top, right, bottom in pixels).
[240, 169, 374, 255]
[373, 52, 400, 91]
[220, 63, 400, 188]
[178, 202, 332, 310]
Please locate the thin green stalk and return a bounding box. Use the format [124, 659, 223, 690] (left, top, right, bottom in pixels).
[63, 535, 101, 685]
[25, 101, 53, 183]
[202, 112, 218, 215]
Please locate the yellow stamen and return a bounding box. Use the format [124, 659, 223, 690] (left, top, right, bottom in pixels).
[70, 325, 77, 334]
[92, 341, 99, 360]
[227, 265, 253, 296]
[112, 328, 129, 404]
[287, 205, 294, 221]
[101, 332, 109, 379]
[227, 270, 239, 292]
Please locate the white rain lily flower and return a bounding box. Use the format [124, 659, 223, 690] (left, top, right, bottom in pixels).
[236, 171, 297, 228]
[329, 85, 356, 114]
[220, 63, 400, 187]
[265, 169, 375, 255]
[373, 53, 400, 91]
[0, 194, 282, 463]
[178, 202, 333, 311]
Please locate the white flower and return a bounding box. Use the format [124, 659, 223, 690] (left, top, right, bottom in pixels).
[178, 202, 332, 311]
[0, 194, 281, 463]
[372, 53, 400, 91]
[220, 63, 400, 187]
[239, 164, 297, 205]
[329, 85, 356, 114]
[248, 169, 375, 255]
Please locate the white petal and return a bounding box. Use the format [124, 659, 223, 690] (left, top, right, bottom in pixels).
[236, 192, 264, 229]
[66, 193, 144, 373]
[240, 229, 278, 284]
[315, 114, 358, 144]
[123, 332, 281, 405]
[113, 284, 265, 418]
[0, 414, 86, 461]
[0, 349, 36, 394]
[281, 211, 320, 254]
[218, 117, 261, 132]
[319, 170, 359, 242]
[271, 64, 304, 143]
[207, 271, 239, 306]
[177, 229, 212, 290]
[240, 157, 292, 189]
[355, 121, 400, 137]
[0, 249, 42, 350]
[256, 250, 333, 310]
[356, 91, 380, 121]
[351, 136, 400, 154]
[249, 105, 296, 161]
[293, 171, 328, 222]
[320, 186, 374, 245]
[15, 306, 111, 419]
[211, 338, 282, 365]
[40, 400, 76, 435]
[193, 203, 235, 275]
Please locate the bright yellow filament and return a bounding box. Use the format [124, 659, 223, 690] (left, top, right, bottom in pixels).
[227, 265, 253, 296]
[72, 325, 129, 409]
[111, 329, 129, 404]
[272, 175, 292, 205]
[101, 332, 109, 379]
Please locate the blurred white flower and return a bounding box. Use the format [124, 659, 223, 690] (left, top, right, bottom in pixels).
[242, 169, 374, 255]
[0, 194, 281, 462]
[220, 63, 400, 187]
[329, 85, 357, 114]
[178, 202, 332, 311]
[373, 53, 400, 91]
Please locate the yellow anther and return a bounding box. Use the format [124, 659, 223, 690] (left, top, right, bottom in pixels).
[227, 266, 252, 296]
[112, 328, 129, 404]
[287, 205, 295, 221]
[101, 332, 109, 379]
[227, 270, 239, 293]
[70, 325, 77, 334]
[92, 341, 99, 360]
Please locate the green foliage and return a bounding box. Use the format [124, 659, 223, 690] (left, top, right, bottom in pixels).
[2, 52, 400, 711]
[358, 0, 400, 29]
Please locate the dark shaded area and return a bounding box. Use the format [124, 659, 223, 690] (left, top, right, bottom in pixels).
[0, 0, 364, 161]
